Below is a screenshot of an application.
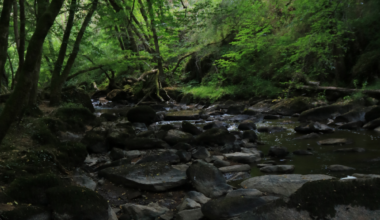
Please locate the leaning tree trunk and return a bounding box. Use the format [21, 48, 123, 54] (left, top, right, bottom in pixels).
[0, 0, 65, 144]
[0, 0, 13, 93]
[50, 0, 98, 106]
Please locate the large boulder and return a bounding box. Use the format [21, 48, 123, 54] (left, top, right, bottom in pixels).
[55, 107, 96, 132]
[196, 128, 235, 145]
[46, 186, 109, 220]
[186, 160, 232, 198]
[269, 97, 312, 116]
[299, 102, 356, 122]
[201, 195, 266, 220]
[241, 174, 335, 197]
[335, 106, 376, 123]
[126, 106, 156, 125]
[164, 129, 194, 145]
[182, 121, 202, 135]
[99, 162, 187, 191]
[61, 88, 95, 113]
[294, 122, 334, 134]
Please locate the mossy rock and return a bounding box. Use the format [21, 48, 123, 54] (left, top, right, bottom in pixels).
[46, 186, 109, 220]
[56, 142, 88, 168]
[3, 173, 62, 205]
[31, 120, 58, 145]
[287, 179, 380, 219]
[61, 88, 95, 113]
[40, 117, 67, 133]
[180, 93, 194, 105]
[24, 104, 43, 118]
[269, 97, 312, 116]
[55, 107, 96, 132]
[126, 106, 156, 125]
[0, 206, 50, 220]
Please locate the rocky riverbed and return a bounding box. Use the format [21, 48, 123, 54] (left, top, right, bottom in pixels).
[1, 92, 380, 220]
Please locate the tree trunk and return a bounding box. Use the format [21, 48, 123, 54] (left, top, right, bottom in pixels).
[13, 0, 26, 86]
[50, 0, 98, 106]
[0, 0, 12, 93]
[0, 0, 65, 144]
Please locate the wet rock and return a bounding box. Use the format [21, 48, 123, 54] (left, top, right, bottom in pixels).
[334, 148, 365, 153]
[184, 191, 211, 204]
[126, 106, 156, 125]
[99, 162, 187, 191]
[136, 151, 180, 165]
[220, 143, 240, 153]
[47, 186, 109, 220]
[365, 106, 380, 122]
[201, 195, 266, 220]
[176, 208, 203, 220]
[62, 88, 95, 113]
[164, 130, 194, 145]
[177, 150, 192, 162]
[269, 97, 312, 116]
[182, 121, 202, 135]
[196, 128, 235, 145]
[293, 132, 320, 140]
[177, 198, 201, 211]
[100, 113, 118, 122]
[238, 120, 257, 130]
[299, 102, 356, 122]
[257, 126, 286, 133]
[260, 165, 295, 174]
[213, 158, 231, 168]
[227, 105, 244, 114]
[268, 146, 289, 158]
[328, 164, 355, 172]
[293, 150, 313, 155]
[125, 150, 145, 159]
[241, 174, 335, 197]
[249, 100, 274, 113]
[108, 206, 118, 220]
[224, 152, 260, 164]
[172, 164, 189, 172]
[242, 130, 258, 142]
[352, 173, 380, 179]
[73, 168, 97, 191]
[164, 110, 200, 120]
[110, 148, 126, 160]
[242, 109, 257, 115]
[159, 124, 176, 131]
[226, 189, 263, 198]
[219, 165, 251, 173]
[95, 158, 132, 172]
[225, 172, 251, 182]
[241, 148, 263, 158]
[203, 121, 227, 130]
[187, 160, 232, 198]
[173, 142, 192, 151]
[132, 122, 148, 132]
[82, 131, 108, 153]
[192, 147, 210, 159]
[112, 138, 169, 150]
[263, 115, 282, 119]
[317, 138, 348, 145]
[120, 202, 169, 220]
[337, 121, 364, 130]
[295, 122, 334, 134]
[363, 117, 380, 129]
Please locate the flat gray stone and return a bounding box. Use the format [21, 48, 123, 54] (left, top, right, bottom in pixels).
[226, 189, 263, 197]
[328, 164, 355, 172]
[224, 152, 259, 164]
[176, 208, 203, 220]
[177, 198, 201, 211]
[219, 165, 251, 173]
[260, 165, 295, 174]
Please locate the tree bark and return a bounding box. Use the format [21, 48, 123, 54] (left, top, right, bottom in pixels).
[50, 0, 99, 106]
[13, 0, 26, 85]
[0, 0, 65, 144]
[0, 0, 12, 93]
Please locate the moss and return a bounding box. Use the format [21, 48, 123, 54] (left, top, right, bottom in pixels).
[46, 186, 108, 219]
[56, 142, 88, 168]
[3, 173, 62, 205]
[31, 120, 58, 145]
[61, 88, 95, 113]
[0, 206, 49, 220]
[40, 117, 67, 133]
[132, 81, 144, 97]
[288, 179, 380, 219]
[55, 107, 96, 132]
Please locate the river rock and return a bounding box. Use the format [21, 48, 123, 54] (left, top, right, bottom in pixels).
[126, 106, 156, 125]
[227, 105, 244, 114]
[328, 164, 355, 172]
[136, 151, 180, 165]
[177, 198, 201, 212]
[238, 120, 257, 130]
[106, 89, 128, 102]
[293, 132, 320, 140]
[192, 147, 210, 159]
[363, 118, 380, 129]
[260, 165, 295, 174]
[268, 146, 289, 158]
[173, 142, 192, 151]
[219, 164, 251, 173]
[352, 173, 380, 180]
[196, 128, 235, 145]
[257, 126, 286, 133]
[295, 122, 334, 134]
[241, 148, 262, 158]
[213, 158, 231, 168]
[203, 121, 227, 130]
[100, 113, 118, 122]
[298, 102, 355, 122]
[112, 138, 169, 150]
[47, 186, 109, 220]
[269, 97, 311, 116]
[337, 121, 364, 130]
[317, 138, 348, 145]
[186, 160, 232, 198]
[201, 195, 266, 220]
[249, 100, 274, 112]
[334, 148, 365, 153]
[73, 168, 97, 191]
[365, 106, 380, 122]
[226, 189, 263, 197]
[99, 162, 187, 191]
[224, 152, 260, 164]
[120, 203, 169, 220]
[293, 150, 313, 155]
[242, 130, 258, 142]
[184, 191, 211, 204]
[177, 150, 192, 162]
[160, 124, 177, 131]
[241, 174, 334, 197]
[164, 110, 200, 120]
[182, 121, 202, 135]
[176, 208, 203, 220]
[334, 106, 376, 123]
[164, 129, 194, 145]
[264, 115, 282, 119]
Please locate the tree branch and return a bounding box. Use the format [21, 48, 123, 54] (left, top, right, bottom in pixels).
[171, 52, 195, 75]
[66, 65, 104, 81]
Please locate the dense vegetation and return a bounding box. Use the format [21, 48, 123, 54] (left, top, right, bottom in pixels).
[0, 0, 379, 142]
